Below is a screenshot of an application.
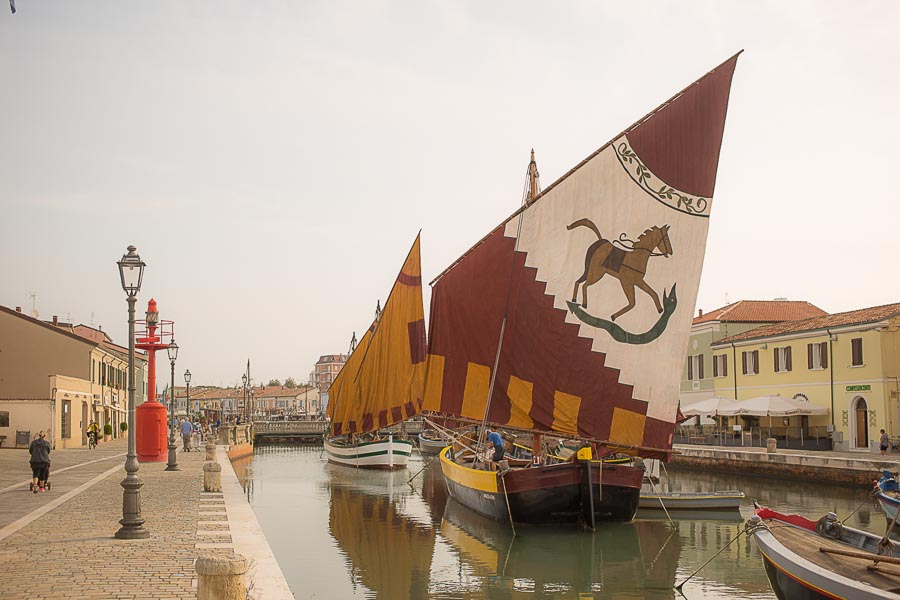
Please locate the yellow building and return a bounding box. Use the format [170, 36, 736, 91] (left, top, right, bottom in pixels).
[711, 303, 900, 452]
[0, 305, 145, 449]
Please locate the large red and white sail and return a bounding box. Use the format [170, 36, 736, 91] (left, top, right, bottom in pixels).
[424, 54, 740, 456]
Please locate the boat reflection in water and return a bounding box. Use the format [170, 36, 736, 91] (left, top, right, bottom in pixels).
[326, 456, 683, 599]
[438, 498, 682, 599]
[326, 465, 437, 600]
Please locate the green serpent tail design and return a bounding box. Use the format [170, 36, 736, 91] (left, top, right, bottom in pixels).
[567, 285, 678, 345]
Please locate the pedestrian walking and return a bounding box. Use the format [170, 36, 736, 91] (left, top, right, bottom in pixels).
[180, 418, 194, 452]
[881, 429, 890, 455]
[28, 431, 51, 493]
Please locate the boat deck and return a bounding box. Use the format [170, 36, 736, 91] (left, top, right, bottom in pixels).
[765, 520, 900, 592]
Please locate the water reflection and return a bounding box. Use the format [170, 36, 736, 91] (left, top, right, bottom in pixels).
[438, 499, 681, 599]
[326, 468, 436, 599]
[235, 446, 881, 600]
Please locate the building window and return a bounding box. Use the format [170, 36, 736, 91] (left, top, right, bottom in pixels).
[62, 400, 71, 439]
[774, 346, 792, 373]
[0, 411, 9, 427]
[851, 338, 864, 366]
[742, 350, 759, 375]
[807, 342, 828, 370]
[713, 354, 728, 378]
[687, 355, 704, 380]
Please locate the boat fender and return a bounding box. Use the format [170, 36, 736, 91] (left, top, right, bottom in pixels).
[815, 512, 843, 540]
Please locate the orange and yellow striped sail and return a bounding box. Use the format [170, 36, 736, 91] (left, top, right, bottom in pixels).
[328, 234, 427, 436]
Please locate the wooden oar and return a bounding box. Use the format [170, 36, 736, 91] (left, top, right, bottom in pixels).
[818, 547, 900, 566]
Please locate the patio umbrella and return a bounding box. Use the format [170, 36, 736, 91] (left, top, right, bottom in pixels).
[718, 395, 828, 417]
[680, 397, 738, 417]
[719, 395, 829, 446]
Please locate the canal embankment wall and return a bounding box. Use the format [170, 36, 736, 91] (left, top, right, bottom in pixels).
[671, 444, 900, 486]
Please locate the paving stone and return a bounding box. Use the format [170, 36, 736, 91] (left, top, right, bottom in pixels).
[0, 440, 228, 598]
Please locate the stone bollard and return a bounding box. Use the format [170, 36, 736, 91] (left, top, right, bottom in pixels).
[205, 441, 216, 462]
[766, 438, 777, 454]
[196, 554, 247, 600]
[203, 461, 222, 492]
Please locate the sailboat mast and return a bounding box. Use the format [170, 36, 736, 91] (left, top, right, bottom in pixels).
[475, 150, 541, 459]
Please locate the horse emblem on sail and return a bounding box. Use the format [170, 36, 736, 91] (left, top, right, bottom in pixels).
[565, 218, 678, 345]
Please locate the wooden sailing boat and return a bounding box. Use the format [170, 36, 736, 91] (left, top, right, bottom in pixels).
[423, 53, 741, 525]
[324, 234, 427, 469]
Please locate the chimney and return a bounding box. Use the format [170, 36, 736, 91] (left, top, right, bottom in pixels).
[15, 306, 21, 312]
[698, 308, 703, 317]
[53, 315, 59, 325]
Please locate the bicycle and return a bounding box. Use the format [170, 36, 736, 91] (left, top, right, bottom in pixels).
[87, 431, 98, 450]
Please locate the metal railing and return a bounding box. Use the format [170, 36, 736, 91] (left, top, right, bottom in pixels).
[253, 421, 329, 435]
[675, 425, 833, 451]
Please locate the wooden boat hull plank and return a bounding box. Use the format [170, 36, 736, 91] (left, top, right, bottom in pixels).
[324, 437, 414, 470]
[440, 449, 641, 525]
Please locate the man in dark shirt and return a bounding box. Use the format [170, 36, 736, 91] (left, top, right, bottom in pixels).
[28, 431, 51, 492]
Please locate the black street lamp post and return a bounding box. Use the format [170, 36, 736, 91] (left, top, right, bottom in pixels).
[242, 374, 248, 423]
[184, 369, 191, 426]
[165, 339, 179, 471]
[115, 245, 149, 540]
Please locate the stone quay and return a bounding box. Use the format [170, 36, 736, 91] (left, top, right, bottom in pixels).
[0, 436, 292, 599]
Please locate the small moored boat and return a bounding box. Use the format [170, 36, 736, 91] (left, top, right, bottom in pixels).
[876, 470, 900, 526]
[324, 235, 427, 470]
[639, 489, 744, 511]
[418, 429, 449, 455]
[750, 506, 900, 599]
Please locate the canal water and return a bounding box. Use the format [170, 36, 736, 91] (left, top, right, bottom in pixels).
[233, 445, 879, 599]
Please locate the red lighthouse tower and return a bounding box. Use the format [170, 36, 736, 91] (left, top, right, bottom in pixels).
[135, 299, 174, 462]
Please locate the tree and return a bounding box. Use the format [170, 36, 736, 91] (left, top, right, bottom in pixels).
[284, 377, 298, 388]
[267, 379, 281, 387]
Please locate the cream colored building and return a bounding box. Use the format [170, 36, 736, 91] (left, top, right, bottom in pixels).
[711, 303, 900, 452]
[0, 305, 145, 449]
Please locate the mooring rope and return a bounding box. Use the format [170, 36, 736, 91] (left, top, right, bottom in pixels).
[675, 520, 753, 591]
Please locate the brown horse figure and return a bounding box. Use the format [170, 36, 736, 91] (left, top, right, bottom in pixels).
[568, 218, 673, 321]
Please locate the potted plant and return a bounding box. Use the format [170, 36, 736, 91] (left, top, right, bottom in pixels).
[103, 423, 113, 442]
[120, 421, 128, 433]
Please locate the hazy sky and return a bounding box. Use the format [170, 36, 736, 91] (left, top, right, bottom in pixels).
[2, 1, 898, 387]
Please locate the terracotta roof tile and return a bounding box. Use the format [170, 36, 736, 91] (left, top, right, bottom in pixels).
[693, 300, 826, 324]
[715, 302, 900, 344]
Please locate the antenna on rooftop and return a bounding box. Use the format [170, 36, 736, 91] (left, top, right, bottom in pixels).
[28, 291, 38, 318]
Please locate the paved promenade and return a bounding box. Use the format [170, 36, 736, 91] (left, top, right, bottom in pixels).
[0, 438, 292, 599]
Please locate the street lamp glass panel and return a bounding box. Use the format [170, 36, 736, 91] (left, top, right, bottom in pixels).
[167, 340, 179, 362]
[242, 374, 248, 386]
[184, 369, 191, 384]
[117, 245, 145, 296]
